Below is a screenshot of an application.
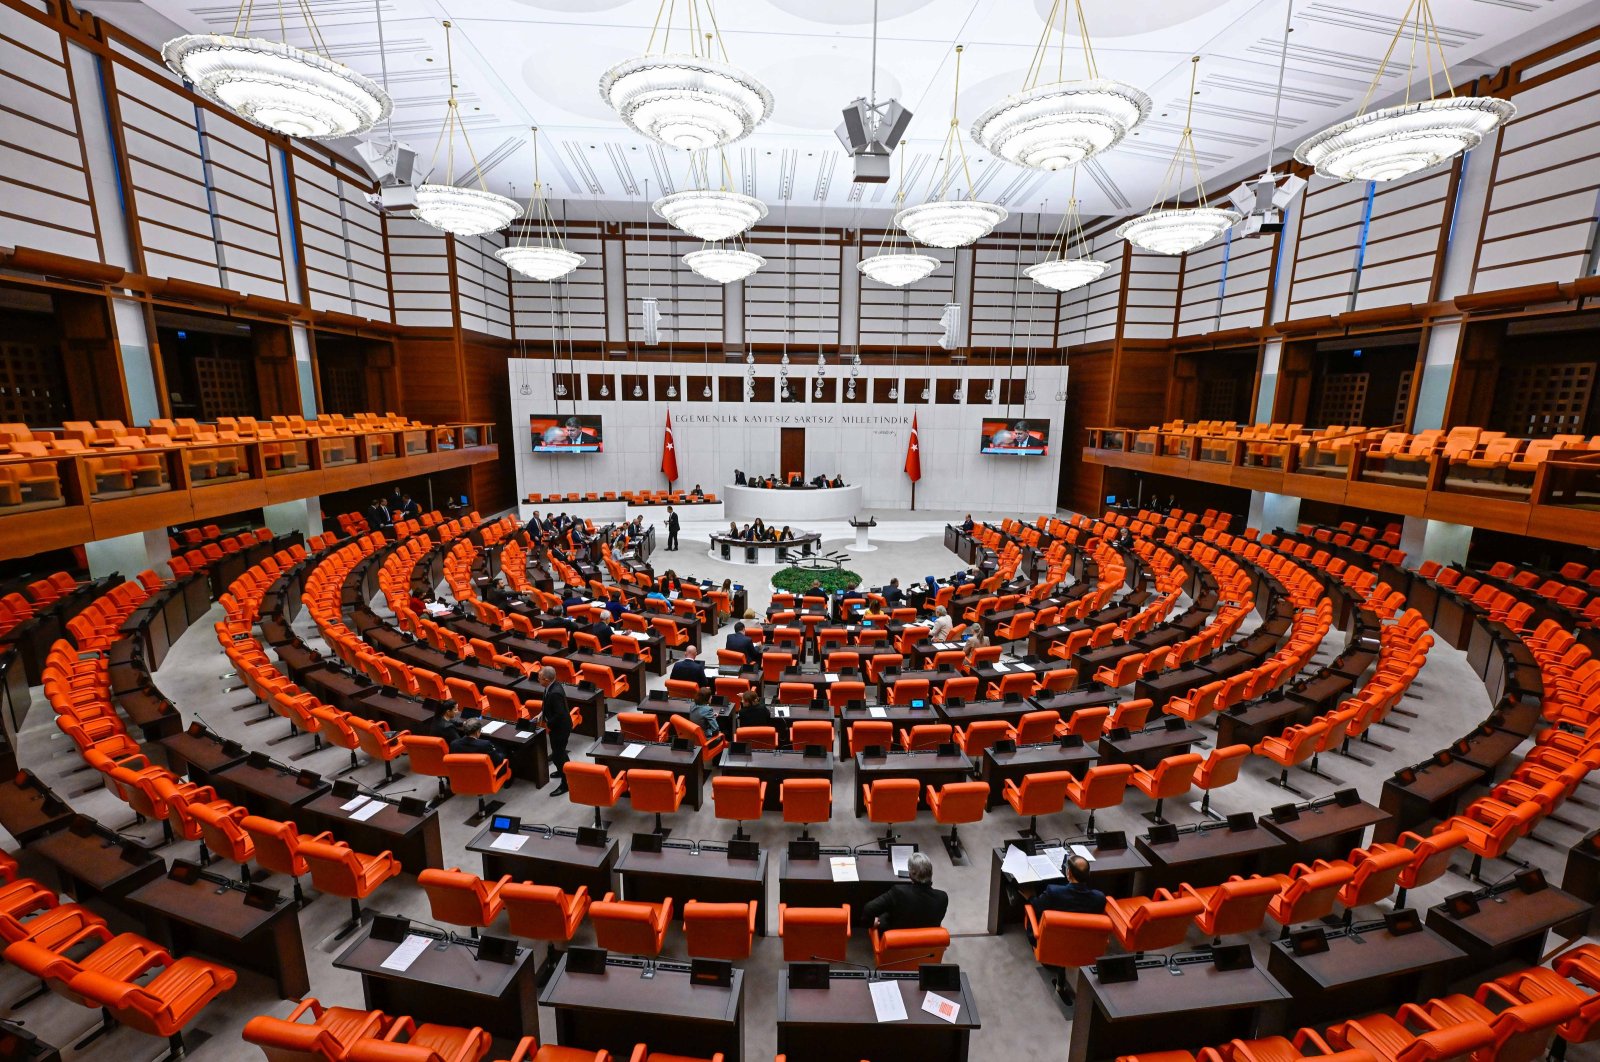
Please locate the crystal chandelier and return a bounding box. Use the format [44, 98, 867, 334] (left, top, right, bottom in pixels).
[861, 158, 941, 286]
[1116, 58, 1239, 256]
[601, 5, 771, 152]
[413, 23, 521, 237]
[969, 0, 1148, 171]
[1026, 179, 1105, 292]
[497, 130, 585, 281]
[1296, 0, 1512, 182]
[654, 155, 767, 240]
[684, 247, 764, 284]
[163, 0, 390, 140]
[895, 46, 1007, 248]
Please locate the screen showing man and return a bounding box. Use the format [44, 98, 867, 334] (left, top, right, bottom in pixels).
[980, 418, 1048, 456]
[530, 414, 604, 453]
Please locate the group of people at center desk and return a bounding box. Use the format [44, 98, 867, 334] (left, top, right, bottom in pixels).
[725, 519, 802, 542]
[733, 471, 847, 488]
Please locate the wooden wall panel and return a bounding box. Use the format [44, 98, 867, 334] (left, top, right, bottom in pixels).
[394, 334, 463, 424]
[454, 231, 512, 339]
[1062, 348, 1113, 513]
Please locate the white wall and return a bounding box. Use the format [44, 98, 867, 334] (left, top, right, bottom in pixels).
[509, 360, 1067, 513]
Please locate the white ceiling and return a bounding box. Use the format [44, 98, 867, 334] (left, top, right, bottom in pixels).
[102, 0, 1600, 228]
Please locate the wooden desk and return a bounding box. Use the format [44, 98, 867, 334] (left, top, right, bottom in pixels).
[777, 969, 980, 1062]
[540, 955, 743, 1062]
[565, 651, 647, 704]
[779, 848, 908, 930]
[302, 792, 444, 874]
[717, 748, 834, 810]
[854, 750, 974, 815]
[210, 761, 333, 823]
[936, 697, 1039, 729]
[1134, 825, 1287, 893]
[838, 704, 943, 755]
[0, 772, 73, 845]
[335, 929, 539, 1042]
[1069, 962, 1290, 1062]
[616, 843, 768, 931]
[1097, 724, 1203, 769]
[479, 719, 551, 786]
[986, 843, 1148, 934]
[30, 828, 165, 902]
[1453, 727, 1524, 784]
[588, 741, 706, 810]
[1265, 925, 1463, 1025]
[1376, 760, 1486, 843]
[978, 744, 1097, 808]
[1257, 801, 1391, 869]
[1215, 697, 1316, 750]
[1031, 686, 1120, 718]
[467, 826, 618, 897]
[1425, 886, 1592, 968]
[114, 684, 182, 741]
[127, 872, 309, 999]
[156, 728, 247, 782]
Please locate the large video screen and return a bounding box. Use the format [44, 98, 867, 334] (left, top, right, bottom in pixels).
[980, 418, 1049, 456]
[531, 414, 604, 453]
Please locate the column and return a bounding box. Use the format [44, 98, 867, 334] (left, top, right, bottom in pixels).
[84, 529, 171, 582]
[263, 498, 323, 540]
[291, 322, 318, 418]
[1247, 491, 1302, 536]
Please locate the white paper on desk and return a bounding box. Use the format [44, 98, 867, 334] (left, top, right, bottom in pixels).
[868, 705, 887, 719]
[621, 743, 646, 758]
[480, 720, 505, 735]
[1041, 846, 1068, 870]
[1001, 844, 1038, 883]
[490, 832, 528, 852]
[922, 991, 961, 1024]
[705, 666, 721, 677]
[1070, 843, 1096, 863]
[935, 642, 961, 650]
[890, 845, 913, 876]
[869, 979, 907, 1022]
[830, 856, 858, 883]
[380, 934, 431, 971]
[1027, 854, 1064, 881]
[340, 795, 371, 812]
[991, 662, 1010, 673]
[825, 673, 841, 682]
[350, 800, 387, 822]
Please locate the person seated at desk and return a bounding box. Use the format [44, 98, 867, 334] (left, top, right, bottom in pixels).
[449, 718, 506, 768]
[829, 475, 845, 488]
[805, 578, 826, 600]
[859, 602, 889, 626]
[726, 621, 762, 663]
[658, 570, 683, 595]
[864, 853, 948, 931]
[727, 521, 741, 539]
[766, 474, 780, 489]
[434, 702, 470, 743]
[928, 605, 953, 641]
[960, 513, 975, 532]
[737, 688, 772, 729]
[690, 484, 705, 500]
[688, 696, 720, 737]
[585, 615, 615, 643]
[751, 519, 769, 540]
[962, 630, 991, 668]
[778, 525, 795, 541]
[883, 578, 904, 608]
[1029, 855, 1106, 915]
[810, 474, 828, 488]
[670, 644, 708, 686]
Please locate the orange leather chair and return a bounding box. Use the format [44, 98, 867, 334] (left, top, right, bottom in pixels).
[664, 679, 703, 702]
[1129, 752, 1203, 824]
[400, 734, 452, 797]
[627, 768, 687, 835]
[1013, 710, 1062, 745]
[1003, 771, 1072, 837]
[732, 726, 777, 749]
[953, 720, 1012, 758]
[1105, 890, 1204, 952]
[788, 721, 835, 752]
[1024, 908, 1113, 1002]
[563, 762, 628, 830]
[1394, 828, 1467, 908]
[342, 1018, 491, 1062]
[861, 778, 920, 846]
[1326, 844, 1413, 923]
[668, 714, 726, 764]
[243, 997, 393, 1062]
[683, 900, 757, 961]
[1060, 706, 1110, 743]
[618, 712, 670, 743]
[777, 903, 849, 962]
[240, 815, 326, 908]
[1267, 863, 1355, 936]
[1328, 1005, 1496, 1062]
[847, 720, 895, 757]
[1494, 957, 1600, 1060]
[1179, 875, 1281, 942]
[1064, 763, 1136, 836]
[900, 723, 953, 751]
[781, 778, 831, 840]
[443, 753, 511, 825]
[418, 868, 512, 935]
[1442, 799, 1541, 881]
[502, 882, 590, 969]
[299, 838, 402, 940]
[827, 681, 867, 712]
[926, 781, 989, 857]
[1194, 744, 1251, 820]
[349, 716, 408, 786]
[1166, 681, 1224, 724]
[1108, 698, 1153, 731]
[1423, 985, 1577, 1062]
[626, 1048, 722, 1062]
[711, 776, 766, 840]
[869, 926, 949, 971]
[581, 663, 630, 702]
[933, 676, 979, 705]
[988, 672, 1038, 701]
[886, 679, 931, 706]
[1254, 719, 1327, 796]
[68, 955, 237, 1057]
[589, 893, 671, 958]
[191, 801, 255, 885]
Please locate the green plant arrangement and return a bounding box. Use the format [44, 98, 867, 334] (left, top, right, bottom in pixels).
[771, 566, 861, 595]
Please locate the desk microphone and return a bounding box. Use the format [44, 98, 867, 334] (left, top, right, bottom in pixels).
[809, 955, 881, 981]
[875, 953, 938, 974]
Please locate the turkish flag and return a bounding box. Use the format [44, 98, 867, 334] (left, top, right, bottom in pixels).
[661, 410, 679, 484]
[905, 413, 922, 482]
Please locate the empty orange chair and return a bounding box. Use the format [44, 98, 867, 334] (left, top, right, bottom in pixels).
[589, 893, 671, 958]
[1442, 799, 1541, 881]
[626, 769, 687, 836]
[988, 672, 1038, 700]
[861, 778, 920, 846]
[298, 838, 401, 939]
[1194, 744, 1251, 820]
[1254, 719, 1326, 796]
[418, 867, 511, 935]
[664, 679, 703, 703]
[1105, 889, 1204, 952]
[502, 882, 589, 972]
[443, 752, 511, 825]
[1108, 698, 1152, 731]
[953, 719, 1012, 757]
[190, 801, 255, 885]
[869, 926, 949, 971]
[781, 778, 831, 839]
[1004, 771, 1071, 837]
[626, 1048, 720, 1062]
[349, 716, 408, 785]
[1394, 828, 1467, 908]
[1094, 652, 1144, 688]
[827, 681, 866, 712]
[400, 734, 451, 797]
[1024, 909, 1113, 1002]
[1060, 706, 1110, 743]
[1327, 844, 1413, 923]
[242, 997, 393, 1062]
[777, 903, 849, 962]
[618, 712, 669, 743]
[69, 956, 237, 1057]
[733, 726, 777, 749]
[777, 682, 815, 707]
[341, 1017, 490, 1062]
[240, 815, 324, 908]
[1166, 681, 1223, 725]
[933, 676, 979, 704]
[899, 723, 953, 751]
[582, 663, 630, 701]
[1013, 710, 1061, 745]
[788, 721, 835, 752]
[1327, 1005, 1496, 1062]
[926, 781, 989, 857]
[1267, 863, 1355, 935]
[1495, 960, 1600, 1060]
[1065, 763, 1136, 836]
[1179, 875, 1280, 942]
[683, 900, 757, 961]
[563, 762, 627, 830]
[1129, 752, 1203, 824]
[847, 720, 894, 756]
[1423, 983, 1578, 1062]
[711, 776, 766, 840]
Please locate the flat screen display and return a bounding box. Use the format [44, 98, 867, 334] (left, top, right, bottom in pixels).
[980, 418, 1048, 456]
[531, 414, 603, 453]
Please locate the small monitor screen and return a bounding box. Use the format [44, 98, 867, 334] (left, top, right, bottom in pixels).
[531, 414, 604, 453]
[980, 418, 1049, 456]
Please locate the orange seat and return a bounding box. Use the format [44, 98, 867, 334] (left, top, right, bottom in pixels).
[1327, 844, 1413, 921]
[861, 778, 920, 846]
[298, 838, 402, 939]
[563, 762, 628, 830]
[400, 734, 452, 797]
[781, 778, 832, 840]
[443, 753, 511, 825]
[953, 719, 1012, 757]
[1129, 752, 1203, 824]
[1423, 985, 1577, 1062]
[1267, 863, 1355, 934]
[1179, 874, 1281, 941]
[682, 900, 757, 961]
[1394, 828, 1467, 908]
[869, 926, 949, 971]
[627, 768, 687, 835]
[925, 781, 989, 856]
[589, 892, 671, 957]
[933, 675, 979, 705]
[191, 801, 255, 885]
[68, 955, 237, 1057]
[240, 816, 326, 908]
[1194, 744, 1251, 820]
[899, 723, 953, 751]
[1064, 763, 1136, 836]
[1013, 710, 1062, 745]
[787, 721, 835, 752]
[343, 1018, 491, 1062]
[502, 882, 590, 967]
[1060, 706, 1110, 743]
[618, 712, 669, 743]
[777, 903, 850, 962]
[827, 680, 866, 712]
[668, 714, 726, 764]
[1328, 1006, 1496, 1062]
[1105, 890, 1204, 952]
[243, 997, 393, 1062]
[1003, 770, 1071, 837]
[418, 867, 512, 933]
[711, 776, 766, 840]
[987, 672, 1038, 701]
[847, 720, 895, 757]
[1024, 907, 1112, 1002]
[732, 726, 778, 749]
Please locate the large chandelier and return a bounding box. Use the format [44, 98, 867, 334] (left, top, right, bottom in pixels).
[1296, 0, 1512, 182]
[601, 4, 772, 152]
[1026, 182, 1105, 292]
[860, 252, 940, 288]
[163, 2, 389, 139]
[684, 247, 764, 284]
[896, 46, 1007, 248]
[497, 130, 585, 281]
[654, 153, 767, 240]
[413, 22, 521, 237]
[969, 0, 1148, 171]
[1116, 57, 1239, 255]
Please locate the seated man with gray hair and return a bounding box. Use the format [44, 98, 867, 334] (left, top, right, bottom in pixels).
[863, 852, 948, 931]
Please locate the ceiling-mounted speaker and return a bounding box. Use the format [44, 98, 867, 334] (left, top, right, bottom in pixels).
[836, 97, 912, 185]
[641, 298, 663, 345]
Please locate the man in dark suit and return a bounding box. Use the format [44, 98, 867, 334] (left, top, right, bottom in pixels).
[882, 578, 904, 608]
[1029, 855, 1107, 915]
[448, 718, 506, 768]
[725, 621, 761, 664]
[538, 665, 572, 794]
[863, 853, 948, 931]
[585, 615, 615, 643]
[669, 644, 708, 686]
[665, 505, 680, 551]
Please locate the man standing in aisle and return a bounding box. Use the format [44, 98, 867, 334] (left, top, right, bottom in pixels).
[538, 665, 572, 795]
[665, 505, 680, 551]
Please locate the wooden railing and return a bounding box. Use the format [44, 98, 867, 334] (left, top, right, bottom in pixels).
[0, 423, 497, 559]
[1083, 427, 1600, 548]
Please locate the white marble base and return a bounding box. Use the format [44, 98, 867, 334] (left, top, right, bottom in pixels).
[723, 483, 863, 521]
